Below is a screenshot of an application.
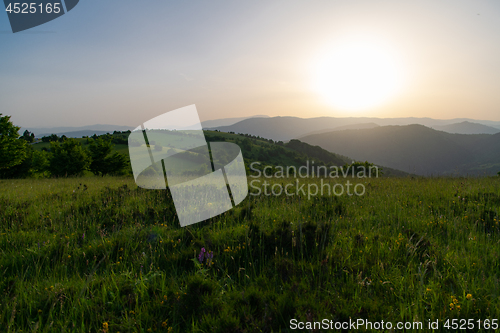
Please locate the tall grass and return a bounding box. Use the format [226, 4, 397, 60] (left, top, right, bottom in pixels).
[0, 176, 499, 332]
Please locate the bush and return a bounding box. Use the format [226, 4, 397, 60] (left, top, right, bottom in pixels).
[48, 138, 90, 176]
[87, 137, 128, 176]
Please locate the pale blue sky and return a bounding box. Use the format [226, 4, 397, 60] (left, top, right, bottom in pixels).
[2, 0, 500, 128]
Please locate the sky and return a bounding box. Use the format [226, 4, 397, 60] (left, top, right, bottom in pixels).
[1, 0, 500, 128]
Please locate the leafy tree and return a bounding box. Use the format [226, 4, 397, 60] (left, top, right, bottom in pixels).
[31, 149, 50, 176]
[241, 138, 252, 151]
[20, 129, 35, 143]
[0, 114, 28, 171]
[0, 146, 49, 178]
[87, 136, 127, 176]
[49, 138, 90, 176]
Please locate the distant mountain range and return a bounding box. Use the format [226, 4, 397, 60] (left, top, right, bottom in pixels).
[21, 125, 135, 137]
[431, 121, 500, 135]
[299, 124, 500, 176]
[20, 115, 269, 138]
[208, 115, 500, 176]
[212, 116, 500, 141]
[22, 116, 500, 139]
[201, 115, 269, 128]
[297, 123, 380, 139]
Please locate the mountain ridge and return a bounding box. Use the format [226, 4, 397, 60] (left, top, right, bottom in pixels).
[431, 121, 500, 135]
[299, 124, 500, 176]
[213, 116, 500, 141]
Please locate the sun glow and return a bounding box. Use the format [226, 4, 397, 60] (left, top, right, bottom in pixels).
[312, 39, 405, 111]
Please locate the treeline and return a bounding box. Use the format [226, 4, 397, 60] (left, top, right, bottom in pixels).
[39, 131, 130, 145]
[0, 114, 128, 178]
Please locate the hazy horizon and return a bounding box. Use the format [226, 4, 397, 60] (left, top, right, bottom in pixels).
[18, 114, 500, 131]
[2, 0, 500, 128]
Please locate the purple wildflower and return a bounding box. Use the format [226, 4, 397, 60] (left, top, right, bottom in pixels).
[206, 251, 214, 266]
[198, 247, 206, 264]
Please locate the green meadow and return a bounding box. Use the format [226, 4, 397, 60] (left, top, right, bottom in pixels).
[1, 175, 499, 332]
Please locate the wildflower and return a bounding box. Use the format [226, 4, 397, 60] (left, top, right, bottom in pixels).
[162, 320, 168, 328]
[206, 251, 214, 266]
[103, 322, 109, 332]
[198, 247, 206, 263]
[467, 293, 472, 300]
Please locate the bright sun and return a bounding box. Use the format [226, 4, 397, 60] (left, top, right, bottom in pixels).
[312, 39, 404, 111]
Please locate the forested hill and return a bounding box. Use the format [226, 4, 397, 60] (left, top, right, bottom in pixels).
[203, 131, 408, 176]
[23, 130, 409, 178]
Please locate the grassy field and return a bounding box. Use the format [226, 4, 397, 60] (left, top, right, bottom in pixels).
[0, 175, 499, 332]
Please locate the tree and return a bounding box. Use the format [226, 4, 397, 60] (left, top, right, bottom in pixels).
[20, 129, 35, 143]
[30, 149, 50, 176]
[241, 138, 252, 151]
[49, 138, 90, 176]
[0, 146, 49, 178]
[41, 134, 59, 143]
[0, 114, 28, 171]
[87, 136, 127, 176]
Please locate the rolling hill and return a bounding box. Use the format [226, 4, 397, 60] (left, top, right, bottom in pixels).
[299, 124, 500, 176]
[29, 130, 410, 177]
